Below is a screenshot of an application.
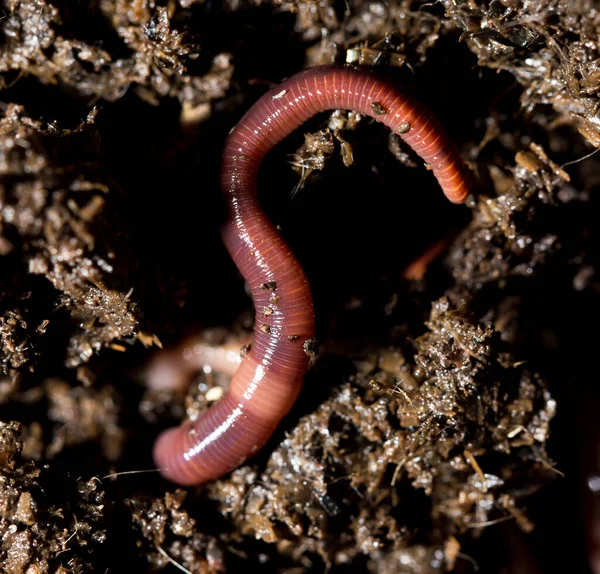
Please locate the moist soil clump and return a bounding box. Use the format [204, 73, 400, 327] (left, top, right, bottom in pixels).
[1, 1, 598, 572]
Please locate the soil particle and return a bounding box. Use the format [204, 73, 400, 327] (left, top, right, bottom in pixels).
[444, 0, 600, 147]
[126, 489, 227, 573]
[0, 104, 140, 371]
[200, 298, 555, 569]
[0, 1, 233, 106]
[43, 378, 123, 460]
[0, 0, 597, 571]
[0, 421, 106, 573]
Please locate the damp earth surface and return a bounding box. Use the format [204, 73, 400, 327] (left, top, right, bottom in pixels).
[0, 0, 599, 572]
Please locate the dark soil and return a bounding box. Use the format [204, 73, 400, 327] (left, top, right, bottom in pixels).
[1, 0, 598, 572]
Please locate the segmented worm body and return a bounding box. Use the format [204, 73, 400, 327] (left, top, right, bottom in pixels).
[146, 330, 250, 393]
[153, 65, 471, 485]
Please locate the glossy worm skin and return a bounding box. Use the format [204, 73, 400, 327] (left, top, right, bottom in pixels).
[153, 65, 471, 485]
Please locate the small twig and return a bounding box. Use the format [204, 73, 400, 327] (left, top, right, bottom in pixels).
[101, 468, 164, 480]
[464, 449, 488, 492]
[156, 545, 193, 574]
[560, 146, 599, 169]
[457, 551, 480, 571]
[466, 515, 514, 528]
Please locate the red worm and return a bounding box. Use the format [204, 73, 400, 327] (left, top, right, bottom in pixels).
[153, 65, 471, 485]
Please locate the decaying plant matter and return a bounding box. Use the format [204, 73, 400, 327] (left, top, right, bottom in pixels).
[0, 0, 598, 572]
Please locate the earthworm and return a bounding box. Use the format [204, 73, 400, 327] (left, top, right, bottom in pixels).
[153, 65, 471, 485]
[145, 329, 251, 392]
[402, 235, 454, 281]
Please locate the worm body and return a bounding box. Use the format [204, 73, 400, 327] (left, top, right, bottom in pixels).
[153, 65, 471, 485]
[146, 330, 250, 393]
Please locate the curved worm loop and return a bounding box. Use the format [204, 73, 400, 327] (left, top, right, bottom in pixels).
[153, 65, 471, 485]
